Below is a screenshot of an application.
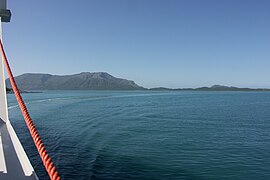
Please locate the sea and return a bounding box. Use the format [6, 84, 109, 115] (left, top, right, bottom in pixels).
[7, 91, 270, 180]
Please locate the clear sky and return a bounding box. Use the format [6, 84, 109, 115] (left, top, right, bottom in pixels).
[2, 0, 270, 88]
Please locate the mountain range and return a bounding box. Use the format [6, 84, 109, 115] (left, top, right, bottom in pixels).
[5, 72, 270, 91]
[5, 72, 144, 90]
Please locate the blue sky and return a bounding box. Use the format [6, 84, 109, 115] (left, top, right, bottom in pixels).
[2, 0, 270, 88]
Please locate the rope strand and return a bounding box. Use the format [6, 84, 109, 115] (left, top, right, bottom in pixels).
[0, 40, 60, 180]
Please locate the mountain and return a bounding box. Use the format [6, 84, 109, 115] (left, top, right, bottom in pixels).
[6, 74, 269, 91]
[5, 72, 145, 90]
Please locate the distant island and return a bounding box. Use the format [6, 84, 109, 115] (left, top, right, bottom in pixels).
[5, 72, 270, 91]
[149, 85, 270, 92]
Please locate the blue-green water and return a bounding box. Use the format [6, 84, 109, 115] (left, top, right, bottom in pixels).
[7, 91, 270, 180]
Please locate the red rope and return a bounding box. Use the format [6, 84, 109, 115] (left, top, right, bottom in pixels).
[0, 40, 60, 180]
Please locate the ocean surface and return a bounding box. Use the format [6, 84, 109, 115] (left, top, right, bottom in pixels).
[7, 91, 270, 180]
